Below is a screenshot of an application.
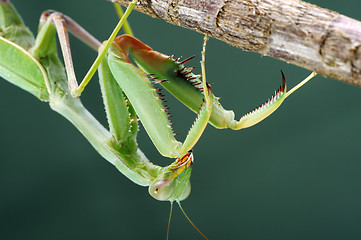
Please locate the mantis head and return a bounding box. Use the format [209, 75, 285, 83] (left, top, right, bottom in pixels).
[148, 151, 208, 239]
[149, 151, 193, 202]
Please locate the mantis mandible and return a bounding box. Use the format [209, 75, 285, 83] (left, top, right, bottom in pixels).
[0, 0, 321, 238]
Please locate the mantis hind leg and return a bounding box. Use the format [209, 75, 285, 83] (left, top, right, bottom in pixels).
[38, 0, 138, 98]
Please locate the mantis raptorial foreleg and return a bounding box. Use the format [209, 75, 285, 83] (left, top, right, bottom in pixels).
[107, 22, 317, 131]
[105, 35, 213, 157]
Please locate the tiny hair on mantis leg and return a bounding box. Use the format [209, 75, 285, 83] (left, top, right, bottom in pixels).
[1, 0, 360, 240]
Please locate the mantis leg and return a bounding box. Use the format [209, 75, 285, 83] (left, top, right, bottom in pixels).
[104, 35, 213, 158]
[39, 0, 138, 98]
[113, 2, 134, 36]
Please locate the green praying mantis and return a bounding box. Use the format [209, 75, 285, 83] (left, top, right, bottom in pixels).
[3, 0, 359, 239]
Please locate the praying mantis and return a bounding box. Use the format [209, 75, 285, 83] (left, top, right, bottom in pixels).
[1, 0, 360, 239]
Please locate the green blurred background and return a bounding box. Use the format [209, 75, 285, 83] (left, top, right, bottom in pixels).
[0, 0, 360, 239]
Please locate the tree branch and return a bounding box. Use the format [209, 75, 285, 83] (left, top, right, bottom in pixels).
[114, 0, 361, 87]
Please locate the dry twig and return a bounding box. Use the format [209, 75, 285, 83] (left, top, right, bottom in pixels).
[115, 0, 361, 87]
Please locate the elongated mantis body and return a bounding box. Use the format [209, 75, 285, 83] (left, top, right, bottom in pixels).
[0, 0, 360, 240]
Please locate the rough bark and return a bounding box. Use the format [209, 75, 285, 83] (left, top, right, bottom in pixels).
[114, 0, 361, 87]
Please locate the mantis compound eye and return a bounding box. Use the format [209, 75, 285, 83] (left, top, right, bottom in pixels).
[149, 179, 176, 201]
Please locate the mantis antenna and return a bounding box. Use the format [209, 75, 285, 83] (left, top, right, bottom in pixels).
[177, 201, 208, 240]
[167, 201, 174, 240]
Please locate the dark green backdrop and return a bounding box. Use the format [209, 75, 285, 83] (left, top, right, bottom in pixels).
[1, 0, 360, 239]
